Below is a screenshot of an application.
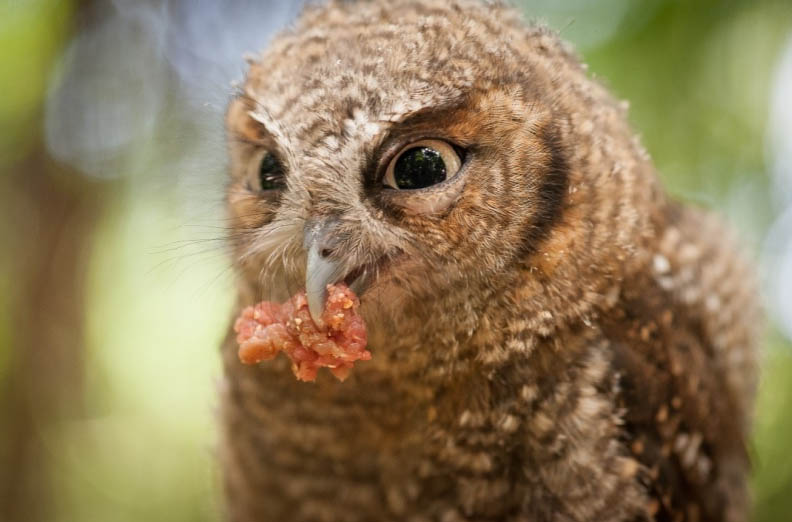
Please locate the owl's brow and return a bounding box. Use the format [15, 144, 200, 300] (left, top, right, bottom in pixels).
[231, 88, 474, 170]
[228, 92, 298, 167]
[378, 92, 472, 128]
[227, 134, 261, 148]
[227, 93, 270, 142]
[364, 98, 474, 172]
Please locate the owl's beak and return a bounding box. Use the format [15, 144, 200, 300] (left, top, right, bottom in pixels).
[305, 243, 345, 325]
[304, 221, 345, 325]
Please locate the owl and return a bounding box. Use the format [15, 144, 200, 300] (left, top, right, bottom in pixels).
[220, 1, 761, 521]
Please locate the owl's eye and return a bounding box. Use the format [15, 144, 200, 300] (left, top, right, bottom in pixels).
[383, 140, 462, 190]
[256, 152, 286, 191]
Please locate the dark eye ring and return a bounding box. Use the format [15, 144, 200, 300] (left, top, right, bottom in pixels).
[383, 139, 462, 190]
[255, 152, 286, 191]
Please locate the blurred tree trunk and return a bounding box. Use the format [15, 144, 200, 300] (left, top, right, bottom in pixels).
[0, 143, 108, 522]
[0, 2, 104, 520]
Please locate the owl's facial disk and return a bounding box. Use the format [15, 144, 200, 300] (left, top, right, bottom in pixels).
[225, 3, 576, 324]
[226, 86, 568, 327]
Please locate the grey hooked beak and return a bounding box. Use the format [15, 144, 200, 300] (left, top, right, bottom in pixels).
[304, 221, 345, 325]
[305, 242, 345, 325]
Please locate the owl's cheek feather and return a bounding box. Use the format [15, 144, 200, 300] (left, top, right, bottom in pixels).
[227, 187, 273, 230]
[304, 219, 399, 322]
[385, 182, 465, 215]
[528, 207, 586, 276]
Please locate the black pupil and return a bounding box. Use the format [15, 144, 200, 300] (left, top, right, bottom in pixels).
[393, 147, 447, 189]
[259, 153, 284, 190]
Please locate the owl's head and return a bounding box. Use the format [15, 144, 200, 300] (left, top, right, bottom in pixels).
[226, 0, 660, 333]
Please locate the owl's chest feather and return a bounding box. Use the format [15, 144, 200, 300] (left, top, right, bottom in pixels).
[220, 298, 645, 521]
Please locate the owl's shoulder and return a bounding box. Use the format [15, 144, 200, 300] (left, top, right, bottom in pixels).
[597, 202, 759, 520]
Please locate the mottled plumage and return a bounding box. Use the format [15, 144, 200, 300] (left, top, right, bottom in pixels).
[220, 1, 760, 521]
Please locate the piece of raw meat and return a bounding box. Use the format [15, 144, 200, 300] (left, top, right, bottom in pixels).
[234, 283, 369, 381]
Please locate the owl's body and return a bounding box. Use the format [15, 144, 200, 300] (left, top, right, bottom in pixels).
[221, 2, 760, 521]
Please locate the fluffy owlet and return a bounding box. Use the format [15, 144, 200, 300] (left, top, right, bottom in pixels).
[221, 1, 761, 521]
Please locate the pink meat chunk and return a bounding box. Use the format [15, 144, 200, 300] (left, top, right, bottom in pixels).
[234, 283, 370, 381]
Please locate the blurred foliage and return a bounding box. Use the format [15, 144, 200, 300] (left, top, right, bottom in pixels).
[582, 0, 791, 231]
[0, 0, 72, 167]
[753, 332, 792, 520]
[1, 0, 790, 521]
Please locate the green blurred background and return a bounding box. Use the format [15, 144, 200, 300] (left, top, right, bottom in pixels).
[1, 0, 791, 520]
